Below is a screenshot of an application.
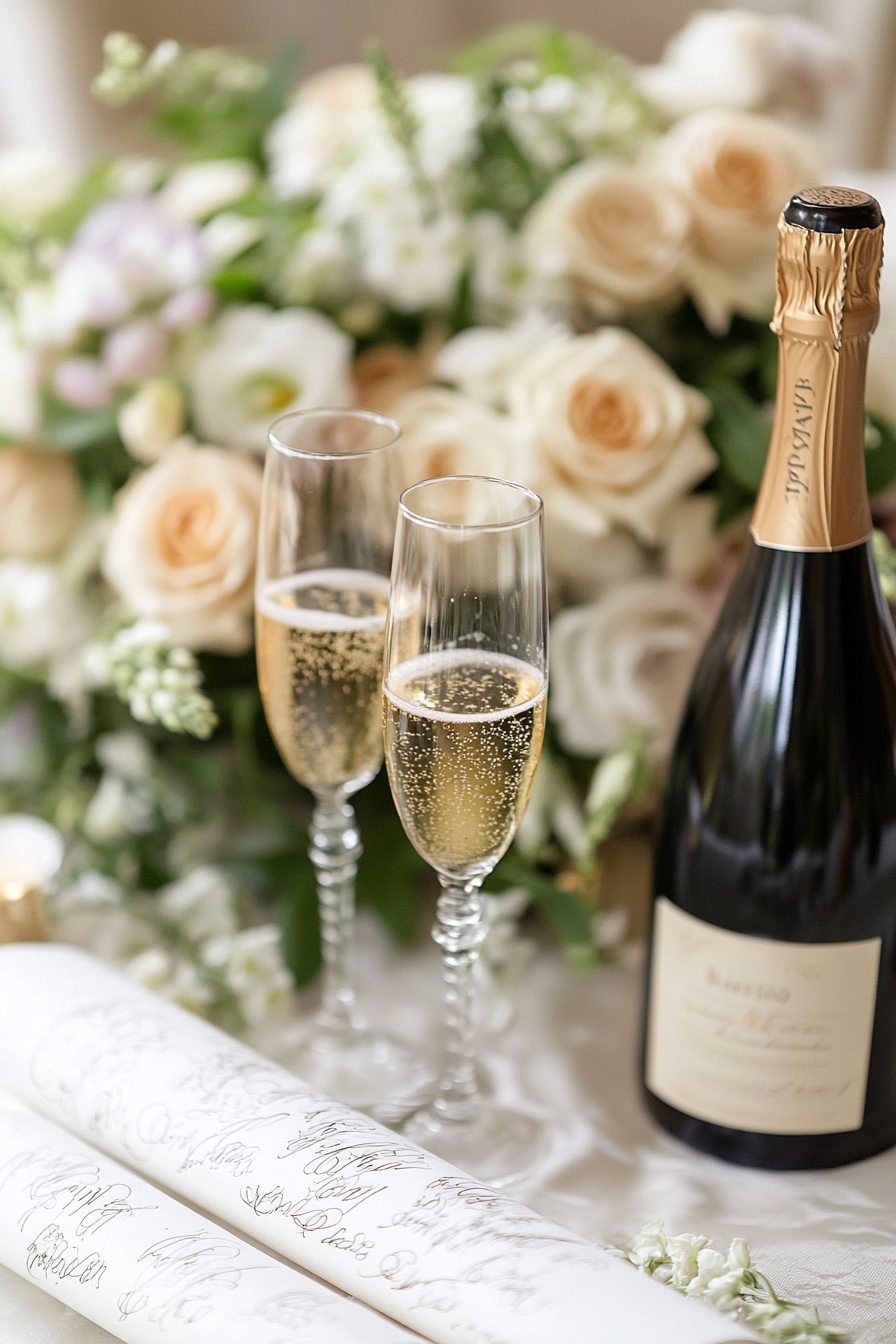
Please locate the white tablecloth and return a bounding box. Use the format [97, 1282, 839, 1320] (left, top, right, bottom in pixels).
[3, 915, 895, 1343]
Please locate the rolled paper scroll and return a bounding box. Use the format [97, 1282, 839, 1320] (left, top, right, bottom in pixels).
[0, 1109, 422, 1344]
[0, 945, 759, 1344]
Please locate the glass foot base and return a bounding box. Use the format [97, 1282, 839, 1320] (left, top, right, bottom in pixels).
[402, 1103, 546, 1187]
[273, 1023, 436, 1124]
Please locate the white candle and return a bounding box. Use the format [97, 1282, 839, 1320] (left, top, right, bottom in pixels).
[0, 814, 63, 943]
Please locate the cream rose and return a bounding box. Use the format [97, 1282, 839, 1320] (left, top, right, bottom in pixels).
[0, 449, 86, 559]
[508, 328, 715, 542]
[655, 109, 824, 330]
[550, 577, 711, 759]
[524, 161, 692, 316]
[393, 387, 532, 488]
[102, 438, 262, 653]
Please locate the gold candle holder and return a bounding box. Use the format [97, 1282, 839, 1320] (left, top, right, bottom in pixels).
[0, 815, 64, 945]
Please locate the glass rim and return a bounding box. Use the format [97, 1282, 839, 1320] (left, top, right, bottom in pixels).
[268, 407, 402, 460]
[398, 475, 544, 532]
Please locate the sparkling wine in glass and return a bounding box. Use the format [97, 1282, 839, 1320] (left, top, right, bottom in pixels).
[383, 475, 548, 1184]
[256, 409, 433, 1120]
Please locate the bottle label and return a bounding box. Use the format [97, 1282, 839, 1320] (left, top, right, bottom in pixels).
[646, 898, 881, 1135]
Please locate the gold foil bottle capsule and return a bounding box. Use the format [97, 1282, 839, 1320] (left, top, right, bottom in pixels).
[751, 186, 883, 553]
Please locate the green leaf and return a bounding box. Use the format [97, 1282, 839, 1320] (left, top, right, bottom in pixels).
[270, 848, 321, 987]
[702, 380, 770, 494]
[354, 774, 425, 946]
[485, 855, 596, 971]
[450, 23, 624, 79]
[42, 160, 115, 243]
[45, 402, 122, 452]
[865, 412, 896, 496]
[715, 470, 755, 527]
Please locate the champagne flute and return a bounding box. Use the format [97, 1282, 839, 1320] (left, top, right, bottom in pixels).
[383, 475, 548, 1184]
[256, 409, 433, 1120]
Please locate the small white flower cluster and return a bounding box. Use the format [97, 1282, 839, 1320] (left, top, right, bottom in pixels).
[619, 1221, 849, 1343]
[93, 32, 265, 108]
[97, 621, 218, 739]
[55, 861, 293, 1029]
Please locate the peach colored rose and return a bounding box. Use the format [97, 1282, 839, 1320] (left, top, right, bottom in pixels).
[508, 328, 715, 542]
[655, 109, 824, 330]
[525, 160, 691, 316]
[103, 438, 262, 653]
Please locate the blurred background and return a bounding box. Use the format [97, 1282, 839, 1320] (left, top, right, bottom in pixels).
[0, 0, 894, 169]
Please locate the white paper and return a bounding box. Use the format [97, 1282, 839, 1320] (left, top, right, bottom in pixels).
[0, 944, 759, 1344]
[0, 1109, 421, 1344]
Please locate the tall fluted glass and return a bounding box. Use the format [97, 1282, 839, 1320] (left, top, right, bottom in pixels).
[383, 476, 548, 1184]
[256, 409, 432, 1120]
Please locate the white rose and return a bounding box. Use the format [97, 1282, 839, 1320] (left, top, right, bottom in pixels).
[524, 160, 692, 316]
[393, 387, 532, 488]
[0, 559, 92, 670]
[435, 311, 570, 410]
[550, 577, 711, 759]
[118, 378, 185, 463]
[189, 305, 352, 452]
[638, 11, 776, 120]
[546, 525, 650, 606]
[0, 449, 86, 558]
[102, 438, 262, 653]
[0, 147, 76, 223]
[655, 109, 824, 331]
[159, 159, 257, 222]
[266, 64, 377, 199]
[508, 328, 715, 542]
[0, 316, 39, 437]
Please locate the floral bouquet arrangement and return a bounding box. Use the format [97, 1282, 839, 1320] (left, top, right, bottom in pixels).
[2, 9, 896, 1027]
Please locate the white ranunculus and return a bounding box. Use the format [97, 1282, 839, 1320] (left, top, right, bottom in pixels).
[0, 147, 76, 223]
[524, 160, 692, 317]
[508, 328, 715, 542]
[189, 305, 352, 451]
[405, 74, 479, 180]
[550, 577, 711, 759]
[266, 64, 377, 199]
[393, 387, 532, 488]
[102, 437, 263, 653]
[0, 317, 39, 437]
[0, 559, 93, 671]
[118, 378, 185, 462]
[638, 11, 776, 120]
[159, 159, 257, 222]
[655, 109, 824, 331]
[0, 449, 86, 559]
[435, 311, 570, 410]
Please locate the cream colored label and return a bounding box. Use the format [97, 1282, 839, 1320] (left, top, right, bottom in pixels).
[646, 898, 881, 1135]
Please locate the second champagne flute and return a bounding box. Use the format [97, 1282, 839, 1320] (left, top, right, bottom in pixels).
[383, 475, 548, 1184]
[256, 408, 433, 1120]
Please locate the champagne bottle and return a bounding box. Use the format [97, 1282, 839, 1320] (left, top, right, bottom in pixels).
[641, 187, 896, 1169]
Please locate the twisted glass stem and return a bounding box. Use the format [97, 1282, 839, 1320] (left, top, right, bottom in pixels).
[431, 878, 489, 1125]
[309, 798, 363, 1036]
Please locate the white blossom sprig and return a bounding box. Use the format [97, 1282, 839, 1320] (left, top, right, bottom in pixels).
[93, 621, 218, 739]
[616, 1221, 849, 1344]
